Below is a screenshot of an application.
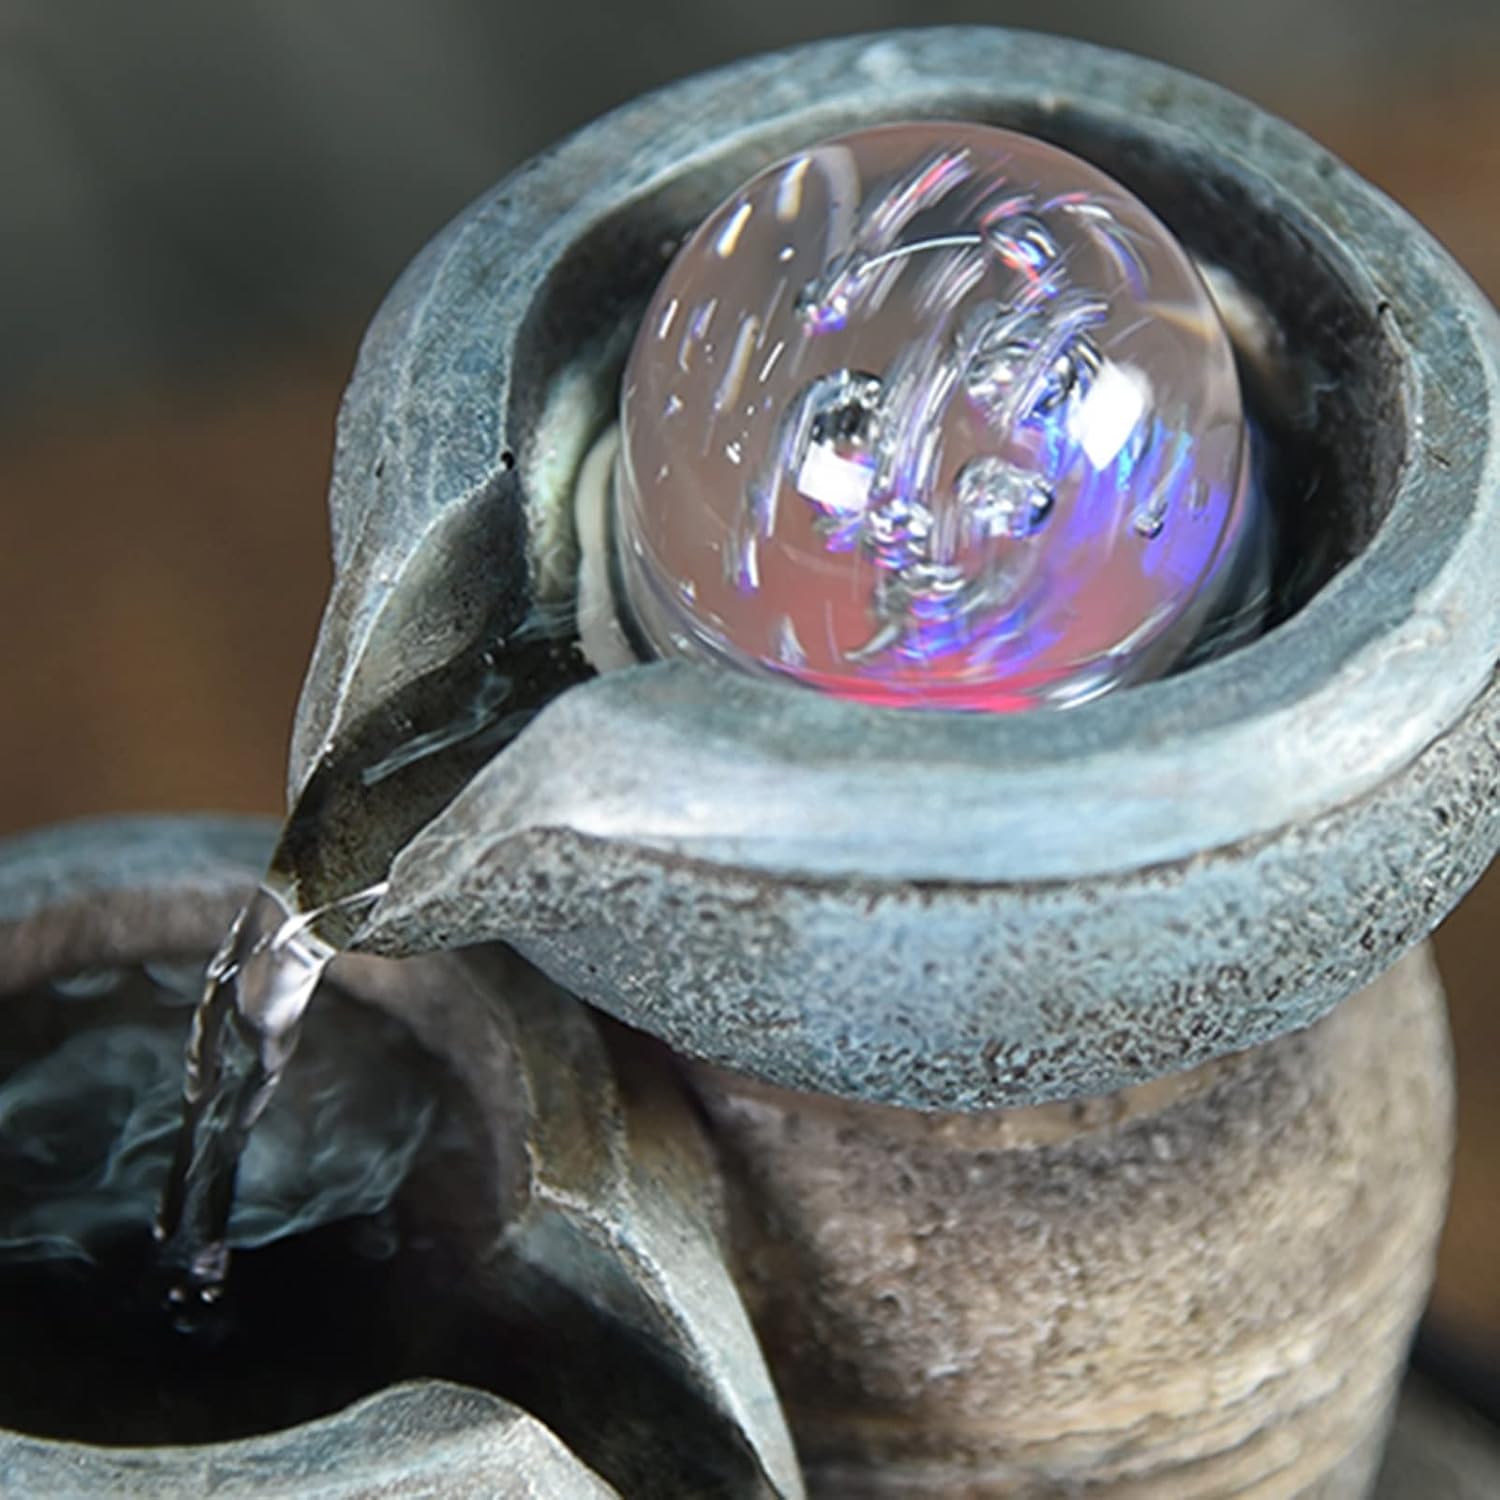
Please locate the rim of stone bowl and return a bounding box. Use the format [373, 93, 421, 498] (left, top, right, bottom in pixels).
[301, 26, 1500, 889]
[288, 30, 1500, 1108]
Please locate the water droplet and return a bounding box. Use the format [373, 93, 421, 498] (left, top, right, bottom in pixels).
[1133, 503, 1167, 540]
[788, 369, 884, 522]
[954, 457, 1054, 539]
[982, 208, 1059, 277]
[774, 615, 807, 667]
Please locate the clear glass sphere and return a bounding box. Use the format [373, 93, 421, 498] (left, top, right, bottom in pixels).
[614, 121, 1250, 710]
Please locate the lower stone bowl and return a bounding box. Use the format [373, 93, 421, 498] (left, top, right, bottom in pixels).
[0, 815, 798, 1499]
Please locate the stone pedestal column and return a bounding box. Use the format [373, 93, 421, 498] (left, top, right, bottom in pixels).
[693, 949, 1452, 1497]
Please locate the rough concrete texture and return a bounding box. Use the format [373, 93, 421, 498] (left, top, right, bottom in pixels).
[690, 946, 1453, 1497]
[334, 945, 804, 1500]
[374, 671, 1499, 1111]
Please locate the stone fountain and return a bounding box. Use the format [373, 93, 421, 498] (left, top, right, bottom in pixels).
[1, 28, 1498, 1498]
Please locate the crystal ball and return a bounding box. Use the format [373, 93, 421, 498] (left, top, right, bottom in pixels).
[614, 121, 1251, 710]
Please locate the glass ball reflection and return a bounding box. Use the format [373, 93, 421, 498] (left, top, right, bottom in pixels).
[614, 121, 1250, 710]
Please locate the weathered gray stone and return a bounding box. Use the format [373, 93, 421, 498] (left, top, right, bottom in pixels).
[0, 814, 271, 993]
[0, 815, 801, 1499]
[278, 27, 1500, 1109]
[371, 668, 1499, 1112]
[0, 1383, 622, 1500]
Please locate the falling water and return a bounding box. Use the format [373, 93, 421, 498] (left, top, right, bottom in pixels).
[154, 881, 387, 1314]
[0, 958, 482, 1444]
[151, 602, 592, 1316]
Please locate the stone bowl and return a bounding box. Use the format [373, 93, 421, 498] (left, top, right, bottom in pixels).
[286, 28, 1500, 1109]
[0, 815, 797, 1498]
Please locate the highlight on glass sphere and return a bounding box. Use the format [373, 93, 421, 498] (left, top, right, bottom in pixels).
[613, 121, 1252, 711]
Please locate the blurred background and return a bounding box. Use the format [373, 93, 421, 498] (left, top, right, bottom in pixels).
[1, 0, 1496, 1386]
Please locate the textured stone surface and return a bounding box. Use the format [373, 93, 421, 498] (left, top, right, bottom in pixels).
[689, 947, 1453, 1496]
[335, 943, 803, 1500]
[0, 1383, 622, 1499]
[0, 816, 800, 1499]
[279, 26, 1500, 1108]
[291, 28, 1500, 877]
[0, 814, 271, 993]
[372, 670, 1498, 1109]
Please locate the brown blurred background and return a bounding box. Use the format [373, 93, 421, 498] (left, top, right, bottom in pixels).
[1, 0, 1495, 1363]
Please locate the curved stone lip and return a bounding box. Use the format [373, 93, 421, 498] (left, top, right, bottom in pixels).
[0, 1379, 620, 1497]
[371, 660, 1496, 1108]
[0, 814, 274, 905]
[299, 26, 1500, 894]
[0, 815, 274, 990]
[529, 30, 1499, 885]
